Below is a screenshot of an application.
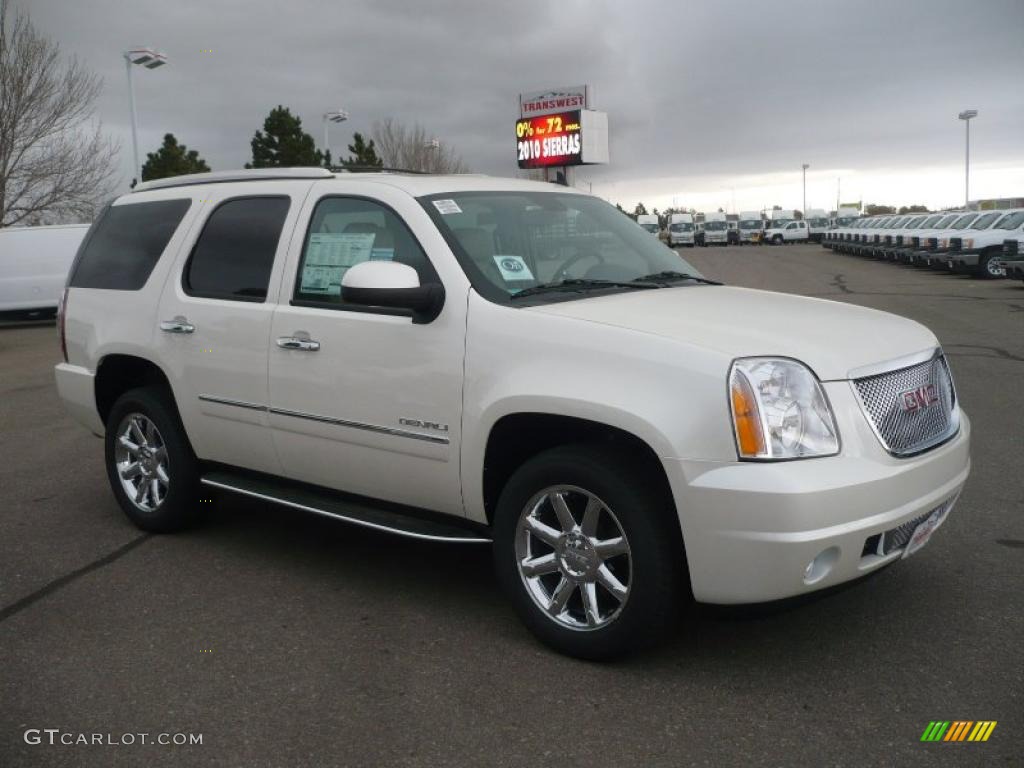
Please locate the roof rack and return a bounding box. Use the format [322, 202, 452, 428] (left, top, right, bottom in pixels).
[329, 165, 427, 175]
[131, 167, 334, 193]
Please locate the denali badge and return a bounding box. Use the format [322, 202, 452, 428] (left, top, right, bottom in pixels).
[899, 384, 939, 413]
[399, 418, 449, 432]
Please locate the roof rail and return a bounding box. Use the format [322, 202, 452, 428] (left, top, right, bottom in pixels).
[329, 165, 427, 175]
[131, 167, 334, 193]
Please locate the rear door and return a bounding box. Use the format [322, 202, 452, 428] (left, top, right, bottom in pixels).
[155, 182, 311, 475]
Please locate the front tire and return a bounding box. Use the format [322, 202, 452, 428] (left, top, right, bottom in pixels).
[977, 252, 1004, 279]
[773, 235, 783, 245]
[493, 445, 683, 660]
[104, 387, 202, 532]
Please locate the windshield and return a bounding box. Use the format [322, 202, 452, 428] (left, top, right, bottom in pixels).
[836, 217, 856, 226]
[995, 211, 1024, 229]
[639, 223, 659, 233]
[704, 221, 727, 231]
[951, 214, 978, 229]
[969, 212, 999, 230]
[739, 219, 761, 228]
[770, 219, 792, 228]
[421, 191, 705, 303]
[808, 218, 829, 227]
[670, 222, 693, 232]
[920, 216, 942, 228]
[934, 215, 959, 229]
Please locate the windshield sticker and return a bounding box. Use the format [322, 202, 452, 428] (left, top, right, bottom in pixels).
[300, 232, 376, 295]
[432, 199, 462, 215]
[370, 247, 395, 261]
[493, 255, 534, 282]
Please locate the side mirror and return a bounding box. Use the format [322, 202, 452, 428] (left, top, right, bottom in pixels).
[341, 261, 444, 323]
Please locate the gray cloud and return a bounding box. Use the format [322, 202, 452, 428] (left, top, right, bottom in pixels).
[19, 0, 1024, 198]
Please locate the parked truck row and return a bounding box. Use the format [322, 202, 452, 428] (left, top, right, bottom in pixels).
[822, 208, 1024, 280]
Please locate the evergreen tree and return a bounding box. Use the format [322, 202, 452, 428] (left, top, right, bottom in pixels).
[246, 106, 322, 168]
[344, 132, 383, 168]
[141, 133, 210, 181]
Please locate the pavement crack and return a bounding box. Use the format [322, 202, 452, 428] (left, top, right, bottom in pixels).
[830, 274, 853, 294]
[0, 534, 152, 624]
[943, 344, 1024, 364]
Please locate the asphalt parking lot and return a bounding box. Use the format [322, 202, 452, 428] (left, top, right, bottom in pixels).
[1, 244, 1022, 767]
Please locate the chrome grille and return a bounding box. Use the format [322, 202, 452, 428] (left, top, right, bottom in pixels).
[853, 353, 958, 457]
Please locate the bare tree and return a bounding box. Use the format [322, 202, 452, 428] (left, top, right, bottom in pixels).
[0, 4, 118, 227]
[371, 118, 470, 174]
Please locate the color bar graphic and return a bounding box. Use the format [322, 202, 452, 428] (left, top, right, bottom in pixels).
[921, 720, 996, 742]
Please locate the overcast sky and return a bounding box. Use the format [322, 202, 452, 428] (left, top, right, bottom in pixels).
[19, 0, 1024, 213]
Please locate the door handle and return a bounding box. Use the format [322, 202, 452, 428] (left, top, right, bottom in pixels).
[160, 317, 195, 334]
[276, 336, 320, 352]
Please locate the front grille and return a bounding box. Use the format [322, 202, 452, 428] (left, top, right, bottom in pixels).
[927, 237, 938, 250]
[853, 353, 958, 457]
[896, 235, 904, 246]
[1004, 239, 1019, 257]
[949, 237, 962, 252]
[865, 495, 957, 556]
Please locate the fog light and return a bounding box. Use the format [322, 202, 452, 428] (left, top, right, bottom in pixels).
[802, 547, 839, 585]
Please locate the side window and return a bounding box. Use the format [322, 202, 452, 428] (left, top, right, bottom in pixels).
[293, 197, 437, 307]
[70, 199, 191, 290]
[184, 197, 290, 302]
[786, 222, 797, 230]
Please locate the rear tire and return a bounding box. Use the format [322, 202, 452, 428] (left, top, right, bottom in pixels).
[773, 235, 783, 245]
[493, 445, 683, 660]
[104, 387, 202, 532]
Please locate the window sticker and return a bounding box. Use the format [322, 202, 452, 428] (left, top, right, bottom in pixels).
[493, 254, 534, 282]
[370, 247, 395, 261]
[300, 232, 376, 295]
[432, 199, 463, 215]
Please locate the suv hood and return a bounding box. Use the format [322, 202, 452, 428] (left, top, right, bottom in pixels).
[526, 286, 937, 380]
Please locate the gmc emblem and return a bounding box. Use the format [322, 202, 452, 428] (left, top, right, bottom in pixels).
[899, 384, 938, 413]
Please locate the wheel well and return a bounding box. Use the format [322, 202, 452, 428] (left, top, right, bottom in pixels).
[482, 413, 676, 527]
[94, 355, 175, 425]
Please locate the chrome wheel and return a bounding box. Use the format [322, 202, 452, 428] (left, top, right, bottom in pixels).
[114, 412, 169, 512]
[515, 485, 631, 631]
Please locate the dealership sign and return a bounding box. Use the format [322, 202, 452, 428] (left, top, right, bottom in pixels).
[515, 109, 609, 169]
[519, 85, 589, 118]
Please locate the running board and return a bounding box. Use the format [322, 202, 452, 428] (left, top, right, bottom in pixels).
[201, 470, 491, 544]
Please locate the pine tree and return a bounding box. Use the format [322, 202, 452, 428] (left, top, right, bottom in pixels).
[246, 106, 323, 168]
[140, 134, 210, 181]
[343, 132, 383, 169]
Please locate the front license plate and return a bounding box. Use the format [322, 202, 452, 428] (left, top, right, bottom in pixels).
[902, 506, 948, 559]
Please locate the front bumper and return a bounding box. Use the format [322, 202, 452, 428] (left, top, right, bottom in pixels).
[1001, 259, 1024, 279]
[663, 382, 971, 604]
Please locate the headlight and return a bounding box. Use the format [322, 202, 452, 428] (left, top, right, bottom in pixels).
[729, 358, 840, 460]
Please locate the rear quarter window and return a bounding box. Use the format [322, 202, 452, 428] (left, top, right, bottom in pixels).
[70, 198, 192, 290]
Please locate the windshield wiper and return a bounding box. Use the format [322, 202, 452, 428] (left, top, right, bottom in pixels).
[635, 270, 723, 286]
[511, 278, 661, 300]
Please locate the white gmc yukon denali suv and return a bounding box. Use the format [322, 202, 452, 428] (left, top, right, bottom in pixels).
[55, 169, 971, 659]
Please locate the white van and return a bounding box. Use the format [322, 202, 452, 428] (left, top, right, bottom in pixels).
[667, 213, 696, 247]
[737, 212, 763, 244]
[636, 214, 660, 236]
[0, 224, 90, 320]
[702, 211, 729, 246]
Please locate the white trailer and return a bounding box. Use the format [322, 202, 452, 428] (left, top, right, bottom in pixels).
[0, 224, 90, 320]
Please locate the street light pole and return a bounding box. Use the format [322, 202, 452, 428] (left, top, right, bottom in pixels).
[123, 48, 167, 185]
[322, 109, 349, 166]
[958, 110, 977, 208]
[802, 163, 810, 216]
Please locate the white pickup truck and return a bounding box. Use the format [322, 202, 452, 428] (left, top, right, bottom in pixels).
[764, 219, 809, 245]
[0, 224, 89, 320]
[55, 169, 970, 659]
[946, 208, 1024, 277]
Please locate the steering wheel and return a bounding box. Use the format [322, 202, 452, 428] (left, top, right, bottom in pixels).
[553, 251, 605, 281]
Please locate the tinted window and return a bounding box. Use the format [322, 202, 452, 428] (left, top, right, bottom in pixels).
[70, 199, 191, 290]
[293, 197, 437, 306]
[185, 197, 290, 301]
